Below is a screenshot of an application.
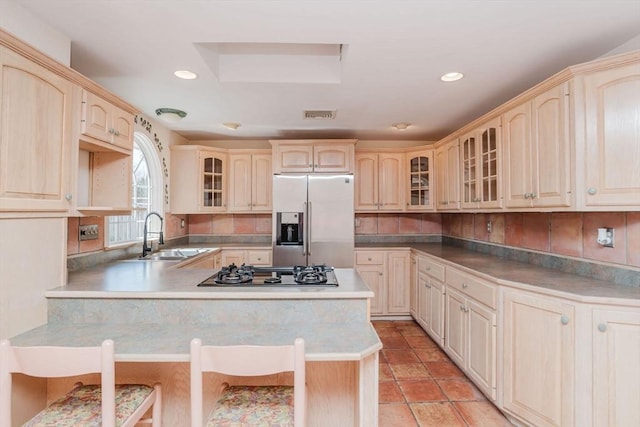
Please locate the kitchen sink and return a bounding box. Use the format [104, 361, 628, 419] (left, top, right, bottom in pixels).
[141, 248, 211, 261]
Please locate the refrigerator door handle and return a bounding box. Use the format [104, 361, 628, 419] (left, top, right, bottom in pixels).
[307, 201, 312, 256]
[303, 202, 308, 256]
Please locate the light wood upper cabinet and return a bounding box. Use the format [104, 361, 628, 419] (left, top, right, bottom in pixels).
[355, 152, 404, 211]
[170, 146, 226, 214]
[0, 46, 73, 214]
[435, 139, 460, 210]
[406, 150, 435, 211]
[502, 290, 575, 427]
[592, 307, 640, 426]
[503, 83, 571, 209]
[80, 89, 134, 152]
[271, 139, 356, 173]
[228, 152, 272, 212]
[578, 61, 640, 209]
[460, 117, 502, 210]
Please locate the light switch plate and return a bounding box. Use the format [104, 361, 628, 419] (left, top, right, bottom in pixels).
[79, 224, 99, 241]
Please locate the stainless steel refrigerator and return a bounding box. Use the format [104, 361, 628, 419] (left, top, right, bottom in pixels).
[272, 174, 354, 268]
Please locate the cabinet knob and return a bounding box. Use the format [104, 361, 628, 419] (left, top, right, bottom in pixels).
[65, 193, 73, 201]
[524, 193, 530, 199]
[460, 304, 465, 311]
[426, 266, 431, 271]
[367, 257, 372, 261]
[588, 187, 598, 195]
[597, 323, 607, 332]
[379, 272, 383, 276]
[309, 164, 313, 167]
[462, 283, 468, 288]
[114, 130, 120, 136]
[560, 315, 570, 325]
[108, 128, 115, 134]
[314, 164, 318, 168]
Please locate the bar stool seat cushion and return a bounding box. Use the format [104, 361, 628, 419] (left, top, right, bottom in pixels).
[24, 384, 155, 427]
[206, 385, 294, 427]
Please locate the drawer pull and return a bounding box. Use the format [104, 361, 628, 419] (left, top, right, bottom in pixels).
[597, 323, 607, 332]
[368, 257, 372, 261]
[560, 315, 570, 325]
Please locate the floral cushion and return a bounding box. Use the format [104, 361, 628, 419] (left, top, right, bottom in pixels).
[206, 385, 294, 427]
[23, 384, 154, 427]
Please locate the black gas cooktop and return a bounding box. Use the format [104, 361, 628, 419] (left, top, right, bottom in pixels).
[197, 264, 339, 287]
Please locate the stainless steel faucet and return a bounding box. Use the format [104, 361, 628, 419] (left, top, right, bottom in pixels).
[140, 212, 164, 258]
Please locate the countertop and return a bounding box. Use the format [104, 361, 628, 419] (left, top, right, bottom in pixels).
[8, 321, 381, 362]
[51, 248, 373, 299]
[357, 243, 640, 305]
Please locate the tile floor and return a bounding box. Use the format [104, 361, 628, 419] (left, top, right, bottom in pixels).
[374, 319, 513, 427]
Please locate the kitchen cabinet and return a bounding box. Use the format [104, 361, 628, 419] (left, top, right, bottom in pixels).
[270, 139, 356, 173]
[502, 290, 575, 427]
[409, 254, 418, 317]
[169, 146, 227, 214]
[80, 89, 134, 152]
[444, 268, 496, 400]
[174, 251, 216, 269]
[0, 46, 74, 215]
[355, 249, 410, 316]
[75, 149, 132, 215]
[503, 83, 571, 209]
[220, 249, 272, 267]
[435, 139, 460, 210]
[406, 149, 435, 210]
[577, 61, 640, 209]
[416, 256, 446, 347]
[228, 151, 272, 212]
[460, 117, 502, 210]
[592, 307, 640, 426]
[355, 152, 404, 211]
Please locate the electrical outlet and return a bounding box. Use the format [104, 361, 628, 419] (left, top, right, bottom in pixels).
[79, 224, 99, 241]
[487, 220, 492, 233]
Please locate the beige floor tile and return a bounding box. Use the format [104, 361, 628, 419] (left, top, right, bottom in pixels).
[390, 363, 431, 380]
[454, 401, 513, 426]
[438, 379, 486, 401]
[410, 402, 467, 427]
[379, 403, 419, 427]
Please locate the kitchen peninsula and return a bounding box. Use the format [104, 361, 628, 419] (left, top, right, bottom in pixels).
[10, 256, 381, 427]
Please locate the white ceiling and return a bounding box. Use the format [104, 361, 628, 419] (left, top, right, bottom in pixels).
[15, 0, 640, 143]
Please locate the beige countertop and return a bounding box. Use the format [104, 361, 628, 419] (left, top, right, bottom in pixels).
[357, 243, 640, 305]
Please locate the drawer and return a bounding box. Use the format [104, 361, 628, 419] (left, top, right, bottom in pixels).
[355, 251, 385, 265]
[247, 250, 272, 266]
[418, 257, 445, 282]
[447, 268, 496, 309]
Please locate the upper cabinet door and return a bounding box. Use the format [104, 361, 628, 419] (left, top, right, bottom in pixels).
[406, 150, 434, 211]
[503, 102, 533, 208]
[378, 153, 405, 211]
[580, 63, 640, 209]
[228, 154, 252, 212]
[271, 140, 356, 173]
[81, 90, 134, 152]
[313, 143, 353, 173]
[436, 140, 460, 210]
[354, 153, 379, 211]
[274, 144, 314, 173]
[251, 154, 272, 211]
[0, 47, 73, 214]
[460, 117, 502, 210]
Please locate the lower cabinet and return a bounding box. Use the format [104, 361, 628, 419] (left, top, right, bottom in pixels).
[592, 307, 640, 426]
[220, 249, 272, 267]
[355, 249, 410, 316]
[415, 256, 446, 347]
[502, 290, 575, 427]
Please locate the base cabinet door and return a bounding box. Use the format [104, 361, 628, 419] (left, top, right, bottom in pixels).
[444, 288, 466, 367]
[593, 308, 640, 427]
[357, 264, 385, 315]
[426, 278, 445, 347]
[502, 291, 575, 427]
[387, 251, 410, 314]
[416, 271, 430, 330]
[466, 299, 496, 400]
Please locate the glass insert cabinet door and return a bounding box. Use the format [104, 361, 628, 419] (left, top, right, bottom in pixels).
[407, 152, 433, 209]
[460, 117, 502, 209]
[202, 155, 224, 209]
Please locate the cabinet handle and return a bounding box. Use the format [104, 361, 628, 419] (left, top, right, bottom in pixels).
[524, 193, 530, 199]
[530, 193, 537, 199]
[597, 323, 607, 332]
[464, 307, 469, 313]
[560, 315, 570, 325]
[114, 130, 120, 136]
[424, 283, 431, 288]
[65, 193, 73, 201]
[462, 283, 468, 288]
[426, 266, 431, 271]
[108, 128, 115, 134]
[367, 257, 372, 261]
[460, 304, 465, 311]
[379, 272, 383, 276]
[314, 164, 318, 168]
[587, 187, 598, 195]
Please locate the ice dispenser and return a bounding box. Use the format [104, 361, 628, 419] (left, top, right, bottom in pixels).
[276, 212, 303, 246]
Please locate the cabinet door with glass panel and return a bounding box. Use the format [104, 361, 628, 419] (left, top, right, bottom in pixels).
[460, 117, 502, 209]
[200, 151, 226, 211]
[406, 150, 434, 210]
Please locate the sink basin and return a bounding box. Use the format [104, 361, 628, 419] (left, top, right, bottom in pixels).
[141, 248, 211, 261]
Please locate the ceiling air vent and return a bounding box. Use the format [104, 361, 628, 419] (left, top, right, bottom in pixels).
[303, 110, 336, 120]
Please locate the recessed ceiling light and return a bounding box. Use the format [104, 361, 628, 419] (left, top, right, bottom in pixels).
[174, 70, 198, 80]
[223, 122, 241, 130]
[440, 72, 464, 82]
[392, 122, 410, 131]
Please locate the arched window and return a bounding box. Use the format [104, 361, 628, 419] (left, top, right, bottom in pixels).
[107, 133, 163, 245]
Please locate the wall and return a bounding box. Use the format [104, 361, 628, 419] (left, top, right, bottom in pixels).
[188, 214, 271, 236]
[355, 213, 442, 235]
[442, 212, 640, 269]
[0, 0, 70, 64]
